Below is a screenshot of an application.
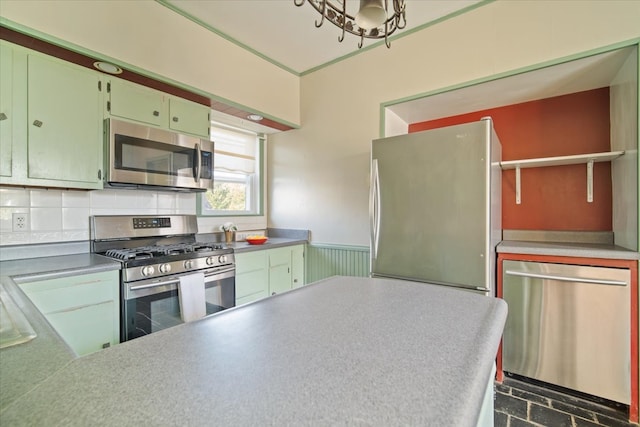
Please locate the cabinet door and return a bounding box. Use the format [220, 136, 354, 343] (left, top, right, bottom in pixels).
[235, 251, 268, 305]
[291, 245, 305, 289]
[108, 78, 165, 127]
[169, 97, 210, 138]
[27, 54, 102, 186]
[19, 270, 120, 356]
[47, 300, 117, 356]
[268, 247, 292, 295]
[0, 43, 12, 177]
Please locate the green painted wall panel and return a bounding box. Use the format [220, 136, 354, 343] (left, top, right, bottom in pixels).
[306, 244, 370, 283]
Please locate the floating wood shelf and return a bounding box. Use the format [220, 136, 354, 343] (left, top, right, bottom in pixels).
[499, 151, 625, 204]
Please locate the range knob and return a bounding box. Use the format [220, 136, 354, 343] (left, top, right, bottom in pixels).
[218, 255, 227, 264]
[159, 263, 171, 274]
[141, 266, 155, 277]
[206, 256, 215, 266]
[184, 260, 194, 269]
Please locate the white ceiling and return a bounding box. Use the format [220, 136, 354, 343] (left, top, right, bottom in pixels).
[161, 1, 635, 133]
[163, 0, 480, 74]
[386, 46, 636, 126]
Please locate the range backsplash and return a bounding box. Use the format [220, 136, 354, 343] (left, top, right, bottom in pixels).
[0, 187, 196, 246]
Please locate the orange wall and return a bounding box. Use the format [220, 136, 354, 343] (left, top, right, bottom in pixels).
[409, 88, 612, 231]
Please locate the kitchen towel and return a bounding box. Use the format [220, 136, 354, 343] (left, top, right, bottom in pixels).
[178, 272, 206, 323]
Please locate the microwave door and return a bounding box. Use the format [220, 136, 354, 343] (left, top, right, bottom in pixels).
[107, 118, 212, 191]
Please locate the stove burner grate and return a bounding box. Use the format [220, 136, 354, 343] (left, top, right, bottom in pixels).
[104, 243, 225, 261]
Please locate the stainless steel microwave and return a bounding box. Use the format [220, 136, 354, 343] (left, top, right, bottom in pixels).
[105, 118, 213, 192]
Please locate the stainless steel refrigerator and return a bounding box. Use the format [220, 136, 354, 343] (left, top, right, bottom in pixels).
[370, 118, 502, 295]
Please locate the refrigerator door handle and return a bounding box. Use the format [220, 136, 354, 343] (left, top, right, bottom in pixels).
[370, 159, 381, 261]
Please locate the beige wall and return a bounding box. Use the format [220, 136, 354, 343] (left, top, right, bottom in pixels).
[268, 0, 640, 245]
[0, 0, 300, 126]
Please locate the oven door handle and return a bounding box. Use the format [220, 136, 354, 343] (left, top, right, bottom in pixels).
[129, 266, 236, 291]
[130, 279, 178, 292]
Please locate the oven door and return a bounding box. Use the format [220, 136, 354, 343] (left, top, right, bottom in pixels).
[107, 118, 213, 190]
[122, 265, 235, 342]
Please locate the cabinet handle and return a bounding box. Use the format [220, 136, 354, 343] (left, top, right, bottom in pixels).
[33, 120, 43, 127]
[97, 169, 102, 180]
[152, 110, 160, 117]
[504, 270, 627, 286]
[271, 292, 276, 296]
[0, 112, 7, 121]
[293, 279, 298, 283]
[172, 116, 179, 122]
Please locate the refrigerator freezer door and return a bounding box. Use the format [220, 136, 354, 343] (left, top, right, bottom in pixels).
[371, 120, 490, 290]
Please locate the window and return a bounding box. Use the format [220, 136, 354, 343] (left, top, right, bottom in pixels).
[199, 122, 263, 216]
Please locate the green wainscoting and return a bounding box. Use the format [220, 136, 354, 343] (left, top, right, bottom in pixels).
[306, 244, 370, 283]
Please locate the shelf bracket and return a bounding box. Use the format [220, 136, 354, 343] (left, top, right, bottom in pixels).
[586, 160, 594, 203]
[515, 166, 521, 205]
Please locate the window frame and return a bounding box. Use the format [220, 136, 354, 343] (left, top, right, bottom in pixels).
[197, 125, 265, 218]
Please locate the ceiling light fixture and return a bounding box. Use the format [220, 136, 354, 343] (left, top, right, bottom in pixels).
[93, 61, 123, 75]
[294, 0, 406, 48]
[247, 114, 264, 121]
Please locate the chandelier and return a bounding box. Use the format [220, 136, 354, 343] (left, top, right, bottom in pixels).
[294, 0, 407, 48]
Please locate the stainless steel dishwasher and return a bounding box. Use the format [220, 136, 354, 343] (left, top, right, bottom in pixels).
[502, 260, 631, 404]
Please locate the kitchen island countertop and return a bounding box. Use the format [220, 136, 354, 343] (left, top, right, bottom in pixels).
[0, 275, 506, 426]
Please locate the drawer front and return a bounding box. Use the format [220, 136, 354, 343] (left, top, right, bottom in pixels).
[235, 290, 269, 307]
[268, 247, 291, 268]
[20, 270, 119, 314]
[235, 251, 267, 275]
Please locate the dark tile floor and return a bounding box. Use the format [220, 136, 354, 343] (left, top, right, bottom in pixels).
[495, 375, 636, 427]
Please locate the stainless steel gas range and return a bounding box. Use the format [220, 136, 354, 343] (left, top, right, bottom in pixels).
[90, 215, 235, 342]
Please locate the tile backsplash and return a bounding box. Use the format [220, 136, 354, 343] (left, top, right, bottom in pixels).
[0, 187, 196, 246]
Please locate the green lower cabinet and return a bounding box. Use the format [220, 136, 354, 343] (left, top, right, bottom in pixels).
[268, 247, 293, 295]
[235, 244, 306, 306]
[19, 270, 120, 356]
[235, 251, 268, 306]
[291, 245, 305, 289]
[46, 300, 117, 356]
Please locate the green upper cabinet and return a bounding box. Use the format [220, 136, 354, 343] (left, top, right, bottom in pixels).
[107, 77, 210, 138]
[27, 54, 103, 186]
[107, 78, 165, 127]
[0, 43, 13, 177]
[169, 97, 210, 138]
[0, 41, 104, 190]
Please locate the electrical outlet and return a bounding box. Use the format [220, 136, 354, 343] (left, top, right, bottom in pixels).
[12, 213, 29, 231]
